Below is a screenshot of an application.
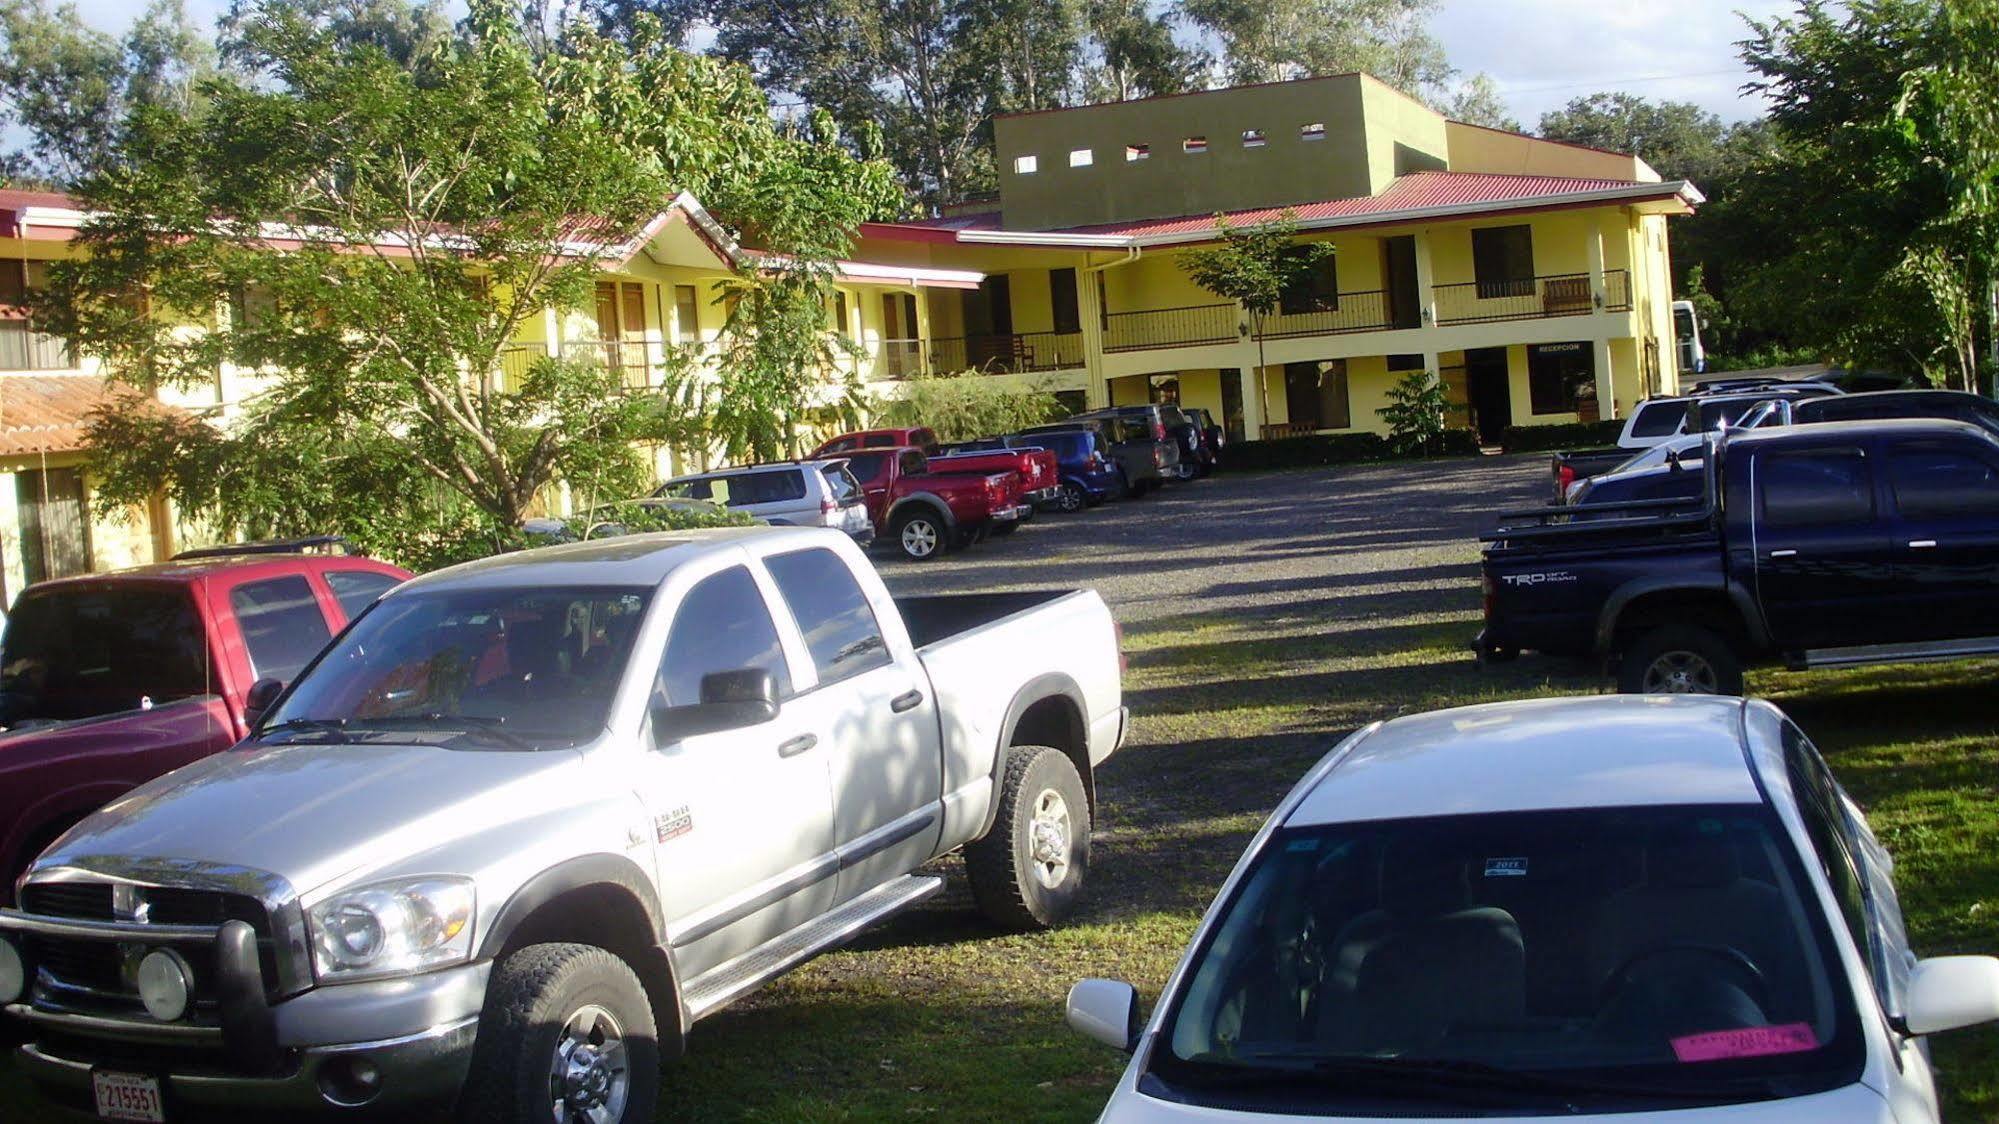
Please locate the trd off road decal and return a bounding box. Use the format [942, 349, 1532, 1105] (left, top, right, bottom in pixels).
[1498, 572, 1579, 587]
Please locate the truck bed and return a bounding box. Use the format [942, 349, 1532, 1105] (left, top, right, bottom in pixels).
[893, 590, 1075, 650]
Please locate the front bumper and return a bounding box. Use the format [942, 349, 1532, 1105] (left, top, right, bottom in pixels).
[15, 1013, 479, 1113]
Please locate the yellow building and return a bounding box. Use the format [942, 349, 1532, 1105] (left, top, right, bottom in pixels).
[845, 73, 1703, 445]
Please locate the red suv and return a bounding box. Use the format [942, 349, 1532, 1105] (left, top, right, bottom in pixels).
[0, 545, 411, 899]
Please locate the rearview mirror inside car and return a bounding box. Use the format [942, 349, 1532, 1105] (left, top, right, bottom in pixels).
[244, 677, 285, 729]
[652, 668, 780, 744]
[1067, 978, 1140, 1052]
[1904, 955, 1999, 1035]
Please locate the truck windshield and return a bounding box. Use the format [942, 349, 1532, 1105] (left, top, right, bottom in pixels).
[265, 586, 652, 750]
[0, 586, 211, 728]
[1150, 805, 1862, 1113]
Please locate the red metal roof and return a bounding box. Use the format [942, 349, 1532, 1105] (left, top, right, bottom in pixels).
[864, 171, 1684, 246]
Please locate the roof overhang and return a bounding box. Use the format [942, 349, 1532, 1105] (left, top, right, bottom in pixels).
[829, 260, 984, 290]
[881, 179, 1705, 252]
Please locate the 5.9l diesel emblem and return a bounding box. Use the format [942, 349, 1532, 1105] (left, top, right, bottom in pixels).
[1500, 571, 1579, 587]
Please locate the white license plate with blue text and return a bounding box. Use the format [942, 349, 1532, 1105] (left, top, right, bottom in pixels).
[92, 1070, 165, 1122]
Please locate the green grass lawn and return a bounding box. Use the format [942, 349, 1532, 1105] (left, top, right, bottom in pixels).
[3, 563, 1996, 1120]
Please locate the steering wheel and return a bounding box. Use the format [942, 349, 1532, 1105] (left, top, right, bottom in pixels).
[1600, 944, 1770, 1011]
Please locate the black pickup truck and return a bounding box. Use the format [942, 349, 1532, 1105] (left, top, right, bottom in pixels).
[1479, 417, 1999, 694]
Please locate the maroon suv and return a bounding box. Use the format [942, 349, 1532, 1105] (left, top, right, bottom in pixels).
[0, 547, 410, 900]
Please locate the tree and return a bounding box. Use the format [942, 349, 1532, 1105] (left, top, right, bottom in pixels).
[1079, 0, 1203, 103]
[0, 0, 216, 186]
[1178, 212, 1333, 427]
[1180, 0, 1449, 95]
[43, 0, 900, 561]
[1730, 0, 1999, 388]
[1375, 368, 1455, 455]
[870, 369, 1062, 441]
[217, 0, 450, 66]
[1438, 72, 1516, 131]
[1537, 92, 1735, 184]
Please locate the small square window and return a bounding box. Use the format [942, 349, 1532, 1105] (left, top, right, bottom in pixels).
[1013, 155, 1038, 175]
[1300, 122, 1326, 141]
[1242, 128, 1266, 147]
[1183, 136, 1208, 154]
[1069, 148, 1093, 168]
[1125, 144, 1150, 162]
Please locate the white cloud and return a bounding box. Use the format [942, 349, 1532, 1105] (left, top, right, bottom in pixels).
[1434, 0, 1801, 125]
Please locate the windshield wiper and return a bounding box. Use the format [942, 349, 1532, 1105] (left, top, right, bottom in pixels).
[253, 717, 351, 744]
[340, 713, 542, 751]
[1230, 1051, 1749, 1102]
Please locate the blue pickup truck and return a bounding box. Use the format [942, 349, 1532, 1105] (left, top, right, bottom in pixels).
[1479, 417, 1999, 693]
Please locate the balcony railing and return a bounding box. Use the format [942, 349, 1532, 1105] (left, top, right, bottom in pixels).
[1260, 290, 1392, 339]
[0, 320, 74, 371]
[928, 331, 1085, 374]
[874, 338, 927, 380]
[1434, 269, 1632, 326]
[1103, 303, 1239, 352]
[555, 339, 661, 389]
[497, 342, 548, 388]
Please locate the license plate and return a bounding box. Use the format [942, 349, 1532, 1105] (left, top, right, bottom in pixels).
[92, 1071, 166, 1123]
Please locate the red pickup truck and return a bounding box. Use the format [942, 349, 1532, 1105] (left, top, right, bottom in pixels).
[810, 426, 940, 457]
[0, 548, 410, 900]
[931, 443, 1063, 522]
[842, 445, 1027, 560]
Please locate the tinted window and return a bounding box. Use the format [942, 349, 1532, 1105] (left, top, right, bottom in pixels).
[323, 570, 401, 621]
[270, 586, 650, 749]
[1782, 724, 1886, 1009]
[1756, 449, 1873, 527]
[899, 450, 925, 476]
[1627, 400, 1686, 438]
[0, 586, 209, 724]
[1697, 398, 1772, 431]
[231, 576, 332, 684]
[845, 452, 889, 485]
[764, 549, 892, 687]
[863, 434, 897, 448]
[662, 476, 715, 501]
[1886, 443, 1999, 518]
[729, 470, 807, 506]
[658, 567, 790, 706]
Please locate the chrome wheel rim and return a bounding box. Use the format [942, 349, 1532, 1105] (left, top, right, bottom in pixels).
[1028, 788, 1073, 889]
[1642, 651, 1719, 694]
[1059, 485, 1083, 512]
[900, 519, 938, 557]
[549, 1004, 629, 1124]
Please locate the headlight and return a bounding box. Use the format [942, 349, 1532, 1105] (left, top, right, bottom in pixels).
[306, 877, 475, 982]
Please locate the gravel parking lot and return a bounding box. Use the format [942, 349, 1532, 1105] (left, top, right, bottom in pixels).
[7, 455, 1995, 1121]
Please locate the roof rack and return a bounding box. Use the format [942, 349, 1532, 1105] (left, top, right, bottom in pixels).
[173, 535, 357, 561]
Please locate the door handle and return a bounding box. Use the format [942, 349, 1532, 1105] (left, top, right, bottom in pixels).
[890, 689, 924, 713]
[1908, 539, 1937, 549]
[777, 734, 818, 758]
[1769, 549, 1798, 558]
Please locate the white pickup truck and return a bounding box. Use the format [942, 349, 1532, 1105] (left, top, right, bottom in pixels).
[0, 527, 1125, 1123]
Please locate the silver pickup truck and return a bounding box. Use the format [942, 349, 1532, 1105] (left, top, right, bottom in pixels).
[0, 527, 1125, 1122]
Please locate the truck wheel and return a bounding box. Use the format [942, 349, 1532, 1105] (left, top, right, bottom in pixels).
[967, 746, 1090, 930]
[1617, 624, 1744, 696]
[458, 943, 659, 1124]
[893, 511, 946, 560]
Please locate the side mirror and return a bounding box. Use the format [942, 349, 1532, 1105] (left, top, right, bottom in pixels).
[243, 677, 285, 729]
[652, 668, 779, 744]
[1666, 449, 1683, 473]
[1067, 978, 1140, 1053]
[1904, 956, 1999, 1035]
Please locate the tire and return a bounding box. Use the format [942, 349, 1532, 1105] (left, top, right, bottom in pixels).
[1056, 482, 1087, 513]
[966, 746, 1090, 930]
[458, 943, 659, 1124]
[892, 510, 947, 561]
[1616, 624, 1744, 696]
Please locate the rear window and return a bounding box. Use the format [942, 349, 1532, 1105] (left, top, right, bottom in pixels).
[820, 464, 861, 503]
[845, 452, 889, 485]
[1756, 449, 1874, 528]
[0, 585, 210, 725]
[763, 548, 891, 687]
[323, 569, 401, 621]
[1627, 400, 1687, 438]
[1886, 443, 1999, 518]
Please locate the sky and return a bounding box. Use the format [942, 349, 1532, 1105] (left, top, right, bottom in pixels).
[80, 0, 1800, 127]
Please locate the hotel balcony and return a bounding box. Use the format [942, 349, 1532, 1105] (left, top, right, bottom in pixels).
[865, 331, 1086, 380]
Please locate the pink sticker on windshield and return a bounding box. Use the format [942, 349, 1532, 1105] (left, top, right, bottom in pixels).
[1671, 1023, 1819, 1063]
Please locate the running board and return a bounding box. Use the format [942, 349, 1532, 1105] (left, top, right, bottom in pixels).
[1797, 636, 1999, 670]
[681, 874, 943, 1021]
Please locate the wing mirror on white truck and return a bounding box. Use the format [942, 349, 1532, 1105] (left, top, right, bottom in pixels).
[1903, 955, 1999, 1036]
[652, 668, 781, 742]
[1067, 978, 1142, 1052]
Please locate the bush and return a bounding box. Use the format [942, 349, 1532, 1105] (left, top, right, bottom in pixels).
[1499, 420, 1623, 454]
[1376, 370, 1464, 456]
[403, 503, 754, 572]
